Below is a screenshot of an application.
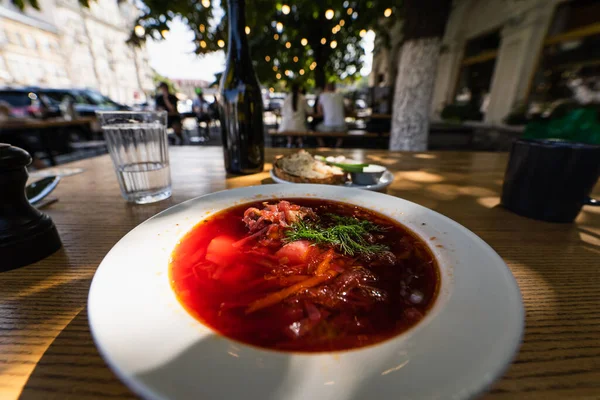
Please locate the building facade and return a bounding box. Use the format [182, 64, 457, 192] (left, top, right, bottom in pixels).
[171, 78, 211, 100]
[0, 0, 154, 105]
[372, 0, 600, 124]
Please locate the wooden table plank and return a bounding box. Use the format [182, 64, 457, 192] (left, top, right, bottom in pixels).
[0, 117, 95, 131]
[1, 147, 599, 399]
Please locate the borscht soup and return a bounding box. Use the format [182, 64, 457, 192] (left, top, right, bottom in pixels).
[170, 199, 439, 352]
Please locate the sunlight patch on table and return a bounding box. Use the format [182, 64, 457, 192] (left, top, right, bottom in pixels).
[3, 271, 94, 301]
[391, 179, 422, 191]
[413, 153, 436, 159]
[425, 184, 460, 201]
[366, 155, 398, 165]
[579, 230, 600, 247]
[457, 186, 498, 197]
[476, 196, 501, 208]
[397, 171, 444, 183]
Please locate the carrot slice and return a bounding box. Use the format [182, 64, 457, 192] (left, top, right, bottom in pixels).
[315, 249, 335, 276]
[278, 275, 312, 285]
[246, 270, 338, 314]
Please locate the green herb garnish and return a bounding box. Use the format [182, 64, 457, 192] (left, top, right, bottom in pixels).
[325, 162, 368, 173]
[284, 215, 389, 256]
[314, 155, 368, 173]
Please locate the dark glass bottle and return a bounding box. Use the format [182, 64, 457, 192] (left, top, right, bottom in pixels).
[218, 0, 265, 174]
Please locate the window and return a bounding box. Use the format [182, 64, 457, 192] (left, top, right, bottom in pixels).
[82, 89, 119, 106]
[528, 0, 600, 107]
[8, 31, 22, 46]
[0, 56, 10, 79]
[40, 36, 51, 51]
[24, 35, 37, 50]
[451, 30, 501, 120]
[0, 91, 33, 107]
[547, 0, 600, 37]
[42, 90, 81, 104]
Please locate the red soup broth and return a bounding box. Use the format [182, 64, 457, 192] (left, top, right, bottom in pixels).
[170, 198, 439, 352]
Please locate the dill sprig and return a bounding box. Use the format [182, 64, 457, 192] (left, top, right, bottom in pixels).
[326, 214, 387, 232]
[284, 215, 389, 256]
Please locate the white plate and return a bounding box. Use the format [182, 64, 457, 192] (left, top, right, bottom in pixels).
[88, 185, 524, 400]
[270, 169, 394, 191]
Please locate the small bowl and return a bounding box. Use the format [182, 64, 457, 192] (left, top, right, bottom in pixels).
[350, 164, 387, 185]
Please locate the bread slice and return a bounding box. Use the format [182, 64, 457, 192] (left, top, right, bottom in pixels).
[273, 150, 346, 185]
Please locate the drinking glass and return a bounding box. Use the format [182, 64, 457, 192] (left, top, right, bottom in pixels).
[96, 111, 172, 204]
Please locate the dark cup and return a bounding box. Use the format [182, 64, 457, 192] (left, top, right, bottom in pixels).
[501, 139, 600, 223]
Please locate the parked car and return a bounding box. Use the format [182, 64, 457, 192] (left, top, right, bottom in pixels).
[0, 87, 61, 118]
[39, 88, 129, 117]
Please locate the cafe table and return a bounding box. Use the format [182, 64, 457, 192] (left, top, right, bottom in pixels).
[0, 117, 96, 166]
[1, 147, 599, 399]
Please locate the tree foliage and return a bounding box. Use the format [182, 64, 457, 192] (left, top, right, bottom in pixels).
[13, 0, 400, 88]
[130, 0, 400, 88]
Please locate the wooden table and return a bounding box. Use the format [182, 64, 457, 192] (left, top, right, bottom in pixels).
[1, 147, 599, 399]
[269, 129, 389, 138]
[0, 117, 95, 131]
[0, 117, 96, 166]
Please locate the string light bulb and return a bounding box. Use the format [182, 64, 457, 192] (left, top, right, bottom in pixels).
[293, 56, 299, 62]
[161, 30, 169, 38]
[200, 40, 207, 48]
[201, 0, 210, 7]
[199, 24, 205, 33]
[347, 8, 353, 15]
[276, 22, 283, 32]
[330, 40, 337, 49]
[265, 55, 271, 62]
[299, 69, 305, 75]
[281, 4, 290, 14]
[245, 26, 251, 34]
[285, 41, 291, 49]
[320, 37, 326, 45]
[134, 25, 145, 37]
[339, 20, 345, 26]
[217, 39, 225, 47]
[301, 38, 308, 46]
[359, 29, 367, 37]
[384, 8, 392, 17]
[276, 73, 282, 79]
[325, 9, 334, 20]
[273, 65, 278, 71]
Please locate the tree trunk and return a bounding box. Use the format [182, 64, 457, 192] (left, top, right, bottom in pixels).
[389, 0, 451, 151]
[389, 38, 441, 151]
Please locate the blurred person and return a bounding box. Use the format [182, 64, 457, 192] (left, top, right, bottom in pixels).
[208, 95, 220, 121]
[192, 88, 210, 140]
[316, 82, 347, 147]
[279, 83, 311, 148]
[310, 86, 324, 131]
[155, 82, 185, 144]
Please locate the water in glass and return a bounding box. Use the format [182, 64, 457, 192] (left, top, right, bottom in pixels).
[98, 112, 171, 204]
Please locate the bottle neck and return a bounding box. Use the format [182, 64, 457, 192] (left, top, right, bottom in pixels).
[227, 0, 250, 62]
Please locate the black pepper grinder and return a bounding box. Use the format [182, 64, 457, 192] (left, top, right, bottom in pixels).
[0, 144, 61, 271]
